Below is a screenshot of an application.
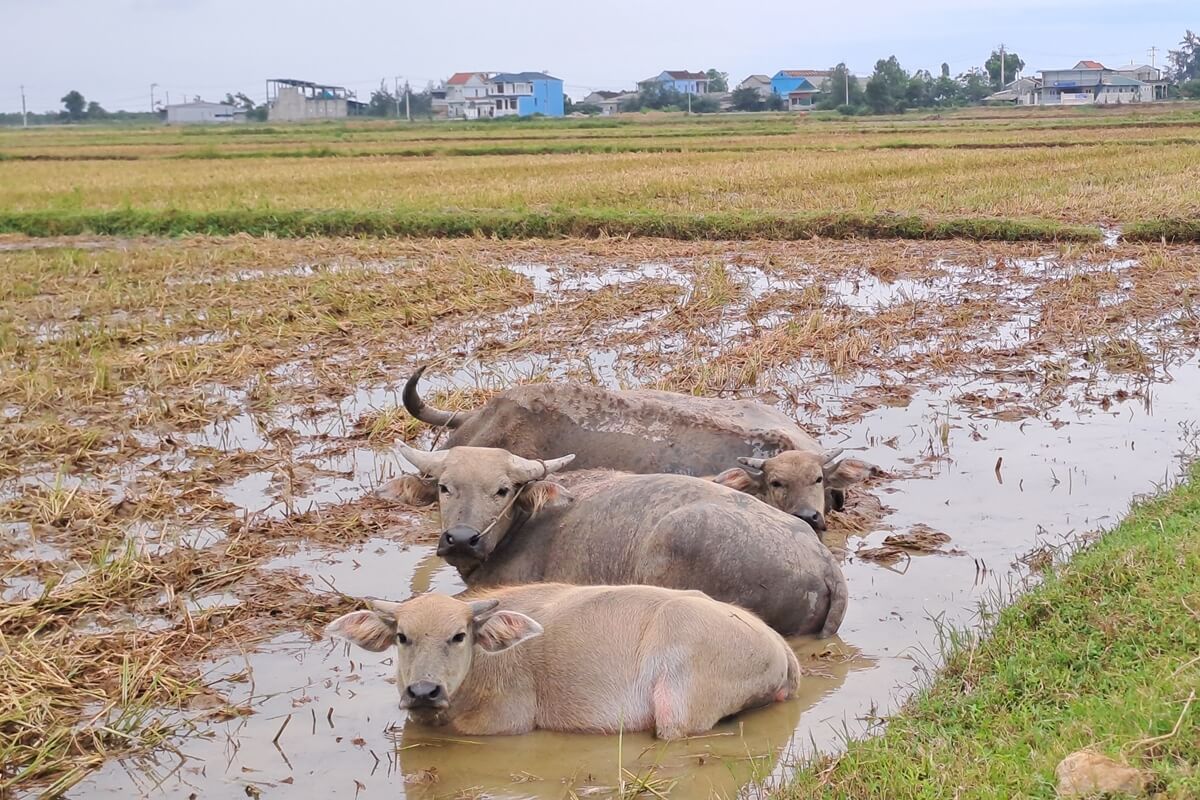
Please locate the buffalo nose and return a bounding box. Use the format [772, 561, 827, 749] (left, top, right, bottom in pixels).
[795, 509, 826, 532]
[404, 681, 444, 706]
[437, 525, 483, 557]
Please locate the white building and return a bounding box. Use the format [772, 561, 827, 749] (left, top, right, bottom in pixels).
[736, 74, 772, 99]
[444, 72, 492, 120]
[165, 101, 244, 125]
[583, 90, 634, 116]
[1037, 61, 1156, 105]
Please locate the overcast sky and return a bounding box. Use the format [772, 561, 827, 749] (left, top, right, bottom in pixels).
[1, 0, 1192, 112]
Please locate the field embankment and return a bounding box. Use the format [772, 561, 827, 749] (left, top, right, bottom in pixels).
[783, 465, 1200, 799]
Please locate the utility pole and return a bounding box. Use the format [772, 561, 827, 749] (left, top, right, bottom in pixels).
[394, 76, 402, 117]
[844, 70, 849, 106]
[999, 42, 1006, 86]
[405, 82, 411, 122]
[150, 83, 158, 113]
[1148, 46, 1158, 68]
[20, 84, 27, 127]
[687, 92, 692, 115]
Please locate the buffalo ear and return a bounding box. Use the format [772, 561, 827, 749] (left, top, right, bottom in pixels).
[517, 481, 573, 514]
[475, 610, 543, 653]
[376, 475, 438, 506]
[825, 458, 877, 490]
[713, 467, 765, 495]
[326, 609, 396, 652]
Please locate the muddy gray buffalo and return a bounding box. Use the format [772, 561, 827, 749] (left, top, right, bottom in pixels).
[379, 443, 849, 637]
[404, 367, 874, 531]
[326, 583, 799, 739]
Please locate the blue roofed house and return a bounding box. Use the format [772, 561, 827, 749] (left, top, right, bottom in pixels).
[770, 70, 828, 110]
[487, 72, 565, 117]
[638, 70, 711, 95]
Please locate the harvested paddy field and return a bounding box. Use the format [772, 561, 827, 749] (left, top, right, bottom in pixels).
[3, 107, 1200, 241]
[3, 229, 1199, 797]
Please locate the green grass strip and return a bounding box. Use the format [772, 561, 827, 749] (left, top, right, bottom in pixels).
[1123, 219, 1200, 243]
[0, 209, 1101, 243]
[782, 463, 1200, 800]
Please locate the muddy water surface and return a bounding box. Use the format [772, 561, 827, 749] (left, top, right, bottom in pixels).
[64, 248, 1200, 799]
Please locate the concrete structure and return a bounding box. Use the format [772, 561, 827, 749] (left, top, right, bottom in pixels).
[737, 74, 772, 99]
[165, 101, 244, 125]
[1039, 62, 1153, 105]
[445, 71, 565, 119]
[986, 76, 1042, 105]
[770, 71, 822, 110]
[267, 79, 358, 121]
[584, 90, 633, 116]
[1112, 63, 1171, 99]
[639, 70, 710, 94]
[490, 72, 564, 117]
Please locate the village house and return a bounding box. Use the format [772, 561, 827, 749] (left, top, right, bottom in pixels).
[736, 74, 772, 99]
[266, 78, 362, 121]
[770, 70, 826, 110]
[1037, 60, 1160, 105]
[638, 70, 710, 94]
[164, 101, 245, 125]
[986, 76, 1042, 105]
[444, 72, 565, 119]
[583, 90, 635, 116]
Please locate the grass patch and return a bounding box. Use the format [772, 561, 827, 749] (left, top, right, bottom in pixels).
[783, 464, 1200, 799]
[1124, 219, 1200, 243]
[0, 208, 1101, 243]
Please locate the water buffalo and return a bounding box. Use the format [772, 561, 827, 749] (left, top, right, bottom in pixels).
[403, 367, 873, 530]
[380, 443, 849, 637]
[326, 583, 799, 739]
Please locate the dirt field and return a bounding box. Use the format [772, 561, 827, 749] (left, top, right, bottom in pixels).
[2, 107, 1200, 797]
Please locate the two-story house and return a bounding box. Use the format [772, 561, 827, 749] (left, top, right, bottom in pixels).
[444, 71, 565, 118]
[638, 70, 710, 95]
[770, 70, 824, 110]
[487, 72, 565, 117]
[1037, 60, 1158, 105]
[444, 72, 492, 119]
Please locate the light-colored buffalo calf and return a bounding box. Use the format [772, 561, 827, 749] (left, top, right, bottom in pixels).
[327, 583, 800, 739]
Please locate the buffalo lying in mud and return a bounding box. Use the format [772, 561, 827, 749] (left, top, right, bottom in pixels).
[403, 367, 875, 531]
[327, 583, 799, 739]
[379, 443, 849, 637]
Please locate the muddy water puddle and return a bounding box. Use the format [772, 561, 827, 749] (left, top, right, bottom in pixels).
[22, 244, 1200, 798]
[73, 354, 1200, 799]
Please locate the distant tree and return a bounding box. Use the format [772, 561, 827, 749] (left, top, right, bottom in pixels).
[563, 94, 574, 113]
[1180, 78, 1200, 98]
[819, 63, 864, 109]
[1168, 29, 1200, 82]
[985, 49, 1026, 88]
[85, 101, 107, 119]
[61, 90, 86, 121]
[957, 68, 993, 103]
[367, 79, 398, 117]
[865, 56, 909, 114]
[933, 72, 961, 106]
[573, 102, 602, 115]
[765, 92, 786, 111]
[730, 85, 765, 111]
[690, 94, 720, 113]
[705, 69, 729, 93]
[906, 69, 935, 108]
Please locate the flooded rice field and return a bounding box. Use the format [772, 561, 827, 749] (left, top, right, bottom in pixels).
[2, 236, 1199, 798]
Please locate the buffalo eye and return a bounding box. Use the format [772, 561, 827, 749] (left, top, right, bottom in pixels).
[814, 476, 823, 484]
[769, 480, 784, 489]
[496, 486, 509, 497]
[450, 631, 466, 644]
[438, 484, 449, 495]
[397, 633, 409, 645]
